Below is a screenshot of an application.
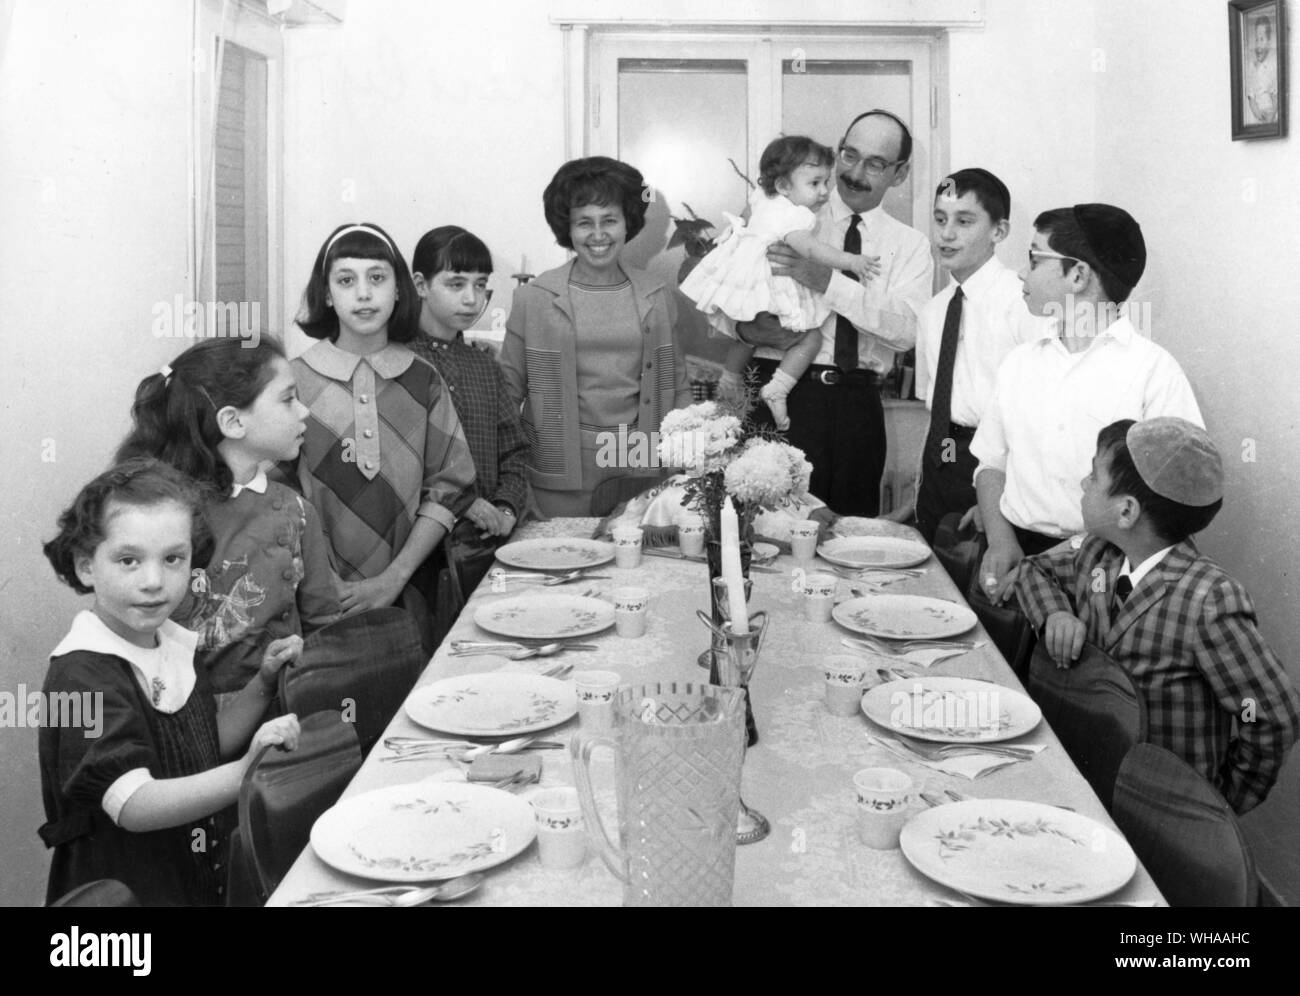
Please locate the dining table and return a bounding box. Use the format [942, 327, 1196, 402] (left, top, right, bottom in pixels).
[267, 517, 1165, 907]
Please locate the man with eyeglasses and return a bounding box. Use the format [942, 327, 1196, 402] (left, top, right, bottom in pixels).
[970, 203, 1204, 605]
[740, 109, 933, 517]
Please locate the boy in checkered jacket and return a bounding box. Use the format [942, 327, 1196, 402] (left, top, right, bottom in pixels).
[1014, 416, 1300, 813]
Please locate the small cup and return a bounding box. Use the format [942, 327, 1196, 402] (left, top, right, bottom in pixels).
[574, 669, 621, 730]
[612, 586, 650, 638]
[531, 786, 587, 870]
[678, 516, 706, 557]
[801, 571, 838, 622]
[611, 525, 644, 568]
[823, 655, 867, 716]
[789, 520, 821, 565]
[853, 767, 913, 849]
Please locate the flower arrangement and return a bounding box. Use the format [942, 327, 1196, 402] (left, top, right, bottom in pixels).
[656, 397, 811, 537]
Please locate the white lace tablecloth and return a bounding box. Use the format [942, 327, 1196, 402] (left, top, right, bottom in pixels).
[268, 518, 1164, 907]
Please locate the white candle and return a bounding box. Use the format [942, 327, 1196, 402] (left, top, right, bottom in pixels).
[521, 253, 528, 274]
[720, 496, 748, 635]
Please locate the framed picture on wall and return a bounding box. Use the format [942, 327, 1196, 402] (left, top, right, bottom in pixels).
[1229, 0, 1288, 139]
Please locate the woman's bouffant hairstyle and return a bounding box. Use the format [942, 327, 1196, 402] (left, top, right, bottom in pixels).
[542, 157, 648, 249]
[44, 458, 209, 595]
[116, 337, 286, 495]
[297, 222, 420, 343]
[411, 225, 494, 279]
[758, 135, 835, 197]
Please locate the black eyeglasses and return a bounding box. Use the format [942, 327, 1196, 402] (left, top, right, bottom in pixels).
[837, 144, 905, 176]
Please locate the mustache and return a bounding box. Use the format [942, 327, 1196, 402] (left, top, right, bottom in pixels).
[838, 172, 872, 193]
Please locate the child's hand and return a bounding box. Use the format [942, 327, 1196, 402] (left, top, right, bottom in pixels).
[850, 253, 882, 283]
[958, 504, 984, 533]
[246, 713, 301, 760]
[259, 635, 303, 686]
[464, 498, 513, 538]
[1044, 611, 1086, 667]
[978, 541, 1024, 605]
[338, 575, 404, 616]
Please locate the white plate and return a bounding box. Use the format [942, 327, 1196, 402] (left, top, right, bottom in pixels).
[495, 538, 614, 572]
[817, 535, 931, 569]
[405, 673, 578, 736]
[311, 782, 536, 882]
[833, 594, 977, 640]
[861, 676, 1042, 743]
[475, 593, 615, 640]
[901, 799, 1136, 905]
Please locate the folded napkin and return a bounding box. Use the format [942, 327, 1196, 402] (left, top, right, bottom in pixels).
[467, 753, 543, 784]
[868, 734, 1047, 780]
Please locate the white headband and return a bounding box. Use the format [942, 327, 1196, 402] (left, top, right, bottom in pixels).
[324, 224, 397, 267]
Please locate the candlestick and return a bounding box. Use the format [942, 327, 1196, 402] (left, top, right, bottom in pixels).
[720, 497, 748, 635]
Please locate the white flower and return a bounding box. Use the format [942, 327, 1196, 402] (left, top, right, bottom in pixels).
[657, 402, 742, 476]
[723, 439, 812, 509]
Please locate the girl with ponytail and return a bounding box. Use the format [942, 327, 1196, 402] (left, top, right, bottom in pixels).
[118, 338, 340, 694]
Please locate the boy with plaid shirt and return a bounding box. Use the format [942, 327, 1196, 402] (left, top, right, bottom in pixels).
[1014, 417, 1300, 813]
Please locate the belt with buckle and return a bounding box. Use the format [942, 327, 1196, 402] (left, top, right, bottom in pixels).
[801, 366, 879, 387]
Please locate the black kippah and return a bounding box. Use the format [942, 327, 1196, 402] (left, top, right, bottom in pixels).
[1072, 203, 1146, 289]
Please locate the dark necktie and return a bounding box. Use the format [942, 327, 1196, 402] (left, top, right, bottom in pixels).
[926, 285, 963, 459]
[1115, 575, 1133, 602]
[833, 213, 863, 372]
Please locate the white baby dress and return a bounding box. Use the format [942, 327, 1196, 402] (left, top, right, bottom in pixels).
[679, 189, 831, 339]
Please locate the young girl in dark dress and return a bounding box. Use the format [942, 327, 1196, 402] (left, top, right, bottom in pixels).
[39, 459, 301, 906]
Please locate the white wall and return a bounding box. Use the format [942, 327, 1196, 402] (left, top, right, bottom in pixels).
[1093, 0, 1300, 676]
[0, 0, 194, 905]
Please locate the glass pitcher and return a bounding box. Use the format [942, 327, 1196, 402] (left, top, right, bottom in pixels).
[571, 682, 746, 907]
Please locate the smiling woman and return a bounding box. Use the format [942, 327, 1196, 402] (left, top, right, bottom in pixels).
[500, 157, 693, 516]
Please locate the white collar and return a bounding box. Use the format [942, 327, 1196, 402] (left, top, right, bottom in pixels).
[230, 469, 269, 498]
[52, 611, 198, 713]
[1120, 546, 1175, 590]
[299, 339, 416, 382]
[950, 254, 1007, 302]
[827, 187, 886, 230]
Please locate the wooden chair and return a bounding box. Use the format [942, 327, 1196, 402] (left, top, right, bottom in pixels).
[229, 710, 362, 906]
[589, 472, 670, 517]
[1112, 742, 1259, 906]
[931, 511, 981, 597]
[431, 536, 497, 647]
[281, 607, 426, 754]
[1027, 640, 1146, 811]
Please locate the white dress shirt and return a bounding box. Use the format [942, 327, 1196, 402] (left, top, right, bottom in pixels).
[915, 255, 1045, 428]
[971, 314, 1205, 537]
[755, 188, 933, 374]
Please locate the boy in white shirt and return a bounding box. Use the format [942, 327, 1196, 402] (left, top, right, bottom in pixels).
[914, 168, 1041, 542]
[971, 203, 1203, 604]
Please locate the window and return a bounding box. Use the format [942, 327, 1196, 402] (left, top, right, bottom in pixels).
[194, 0, 283, 339]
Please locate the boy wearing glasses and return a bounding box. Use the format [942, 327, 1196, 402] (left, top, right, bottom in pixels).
[970, 204, 1203, 603]
[743, 109, 933, 517]
[913, 168, 1042, 543]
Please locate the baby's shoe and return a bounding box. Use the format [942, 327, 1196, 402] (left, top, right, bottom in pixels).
[760, 381, 791, 432]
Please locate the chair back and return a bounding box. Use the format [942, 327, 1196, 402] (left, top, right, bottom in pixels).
[932, 511, 981, 597]
[966, 581, 1037, 682]
[281, 607, 426, 753]
[235, 710, 362, 904]
[589, 472, 670, 517]
[1027, 641, 1146, 811]
[1112, 742, 1258, 906]
[49, 879, 139, 907]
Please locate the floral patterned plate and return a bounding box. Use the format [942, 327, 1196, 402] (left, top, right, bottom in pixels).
[832, 594, 977, 640]
[817, 536, 931, 569]
[311, 782, 536, 882]
[405, 673, 578, 736]
[475, 594, 615, 640]
[900, 799, 1136, 904]
[495, 538, 615, 572]
[861, 676, 1042, 743]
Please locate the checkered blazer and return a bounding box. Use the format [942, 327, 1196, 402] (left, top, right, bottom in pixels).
[1015, 534, 1300, 813]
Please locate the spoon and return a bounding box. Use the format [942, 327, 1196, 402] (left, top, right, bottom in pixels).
[292, 872, 485, 907]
